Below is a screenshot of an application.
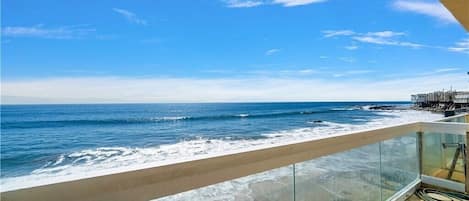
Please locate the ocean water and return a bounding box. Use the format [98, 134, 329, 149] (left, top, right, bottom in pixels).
[0, 102, 442, 193]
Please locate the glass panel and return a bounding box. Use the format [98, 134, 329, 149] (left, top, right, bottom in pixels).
[154, 165, 294, 201]
[422, 132, 466, 184]
[379, 133, 419, 200]
[440, 115, 468, 123]
[294, 143, 381, 201]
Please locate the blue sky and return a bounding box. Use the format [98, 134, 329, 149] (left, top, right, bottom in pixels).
[1, 0, 469, 103]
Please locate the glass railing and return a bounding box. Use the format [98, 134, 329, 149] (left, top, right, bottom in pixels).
[421, 131, 467, 192]
[439, 114, 468, 123]
[156, 133, 421, 201]
[422, 132, 466, 182]
[156, 165, 295, 201]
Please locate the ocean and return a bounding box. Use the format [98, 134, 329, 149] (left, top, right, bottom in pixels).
[0, 102, 442, 195]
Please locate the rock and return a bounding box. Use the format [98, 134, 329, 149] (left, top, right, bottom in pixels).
[368, 105, 396, 110]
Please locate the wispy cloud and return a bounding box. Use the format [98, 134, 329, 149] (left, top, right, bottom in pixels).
[392, 0, 457, 23]
[419, 67, 463, 76]
[352, 36, 424, 48]
[354, 31, 424, 48]
[323, 29, 469, 54]
[448, 37, 469, 54]
[333, 70, 373, 77]
[272, 0, 326, 7]
[208, 68, 319, 77]
[338, 57, 356, 63]
[365, 31, 405, 38]
[323, 30, 424, 49]
[322, 30, 355, 38]
[4, 72, 466, 104]
[265, 48, 281, 55]
[277, 69, 318, 75]
[344, 45, 359, 50]
[434, 68, 460, 73]
[223, 0, 326, 8]
[2, 24, 95, 39]
[297, 69, 317, 74]
[112, 8, 147, 25]
[224, 0, 264, 7]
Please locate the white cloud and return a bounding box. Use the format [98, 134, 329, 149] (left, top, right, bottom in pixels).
[333, 70, 373, 77]
[1, 25, 95, 39]
[265, 48, 281, 55]
[434, 68, 460, 73]
[322, 30, 355, 38]
[112, 8, 147, 25]
[277, 69, 318, 75]
[323, 29, 469, 53]
[223, 0, 326, 8]
[298, 69, 316, 74]
[357, 31, 423, 48]
[353, 36, 392, 45]
[3, 73, 466, 104]
[344, 45, 359, 50]
[392, 0, 457, 23]
[365, 31, 405, 38]
[448, 37, 469, 54]
[319, 56, 328, 59]
[272, 0, 326, 7]
[224, 0, 264, 7]
[419, 67, 464, 76]
[352, 36, 423, 48]
[322, 30, 424, 48]
[398, 41, 425, 48]
[204, 68, 318, 77]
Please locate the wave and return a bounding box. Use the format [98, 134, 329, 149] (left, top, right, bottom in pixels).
[0, 110, 442, 193]
[2, 109, 344, 129]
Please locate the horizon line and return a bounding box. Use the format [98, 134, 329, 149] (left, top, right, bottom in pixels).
[0, 100, 412, 106]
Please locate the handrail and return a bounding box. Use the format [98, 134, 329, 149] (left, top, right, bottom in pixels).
[1, 120, 468, 201]
[420, 122, 469, 134]
[437, 113, 468, 122]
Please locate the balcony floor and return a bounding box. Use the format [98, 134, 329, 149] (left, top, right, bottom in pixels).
[406, 194, 421, 201]
[432, 169, 465, 183]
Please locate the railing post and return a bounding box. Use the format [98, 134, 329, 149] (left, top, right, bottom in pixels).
[417, 131, 424, 177]
[465, 132, 469, 193]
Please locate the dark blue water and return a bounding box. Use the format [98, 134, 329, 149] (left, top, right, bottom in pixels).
[1, 102, 409, 182]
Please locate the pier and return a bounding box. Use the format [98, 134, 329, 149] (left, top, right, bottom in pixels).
[411, 91, 469, 113]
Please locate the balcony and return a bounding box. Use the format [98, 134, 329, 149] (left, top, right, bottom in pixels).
[1, 114, 468, 201]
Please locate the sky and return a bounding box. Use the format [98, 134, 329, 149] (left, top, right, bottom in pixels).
[1, 0, 469, 104]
